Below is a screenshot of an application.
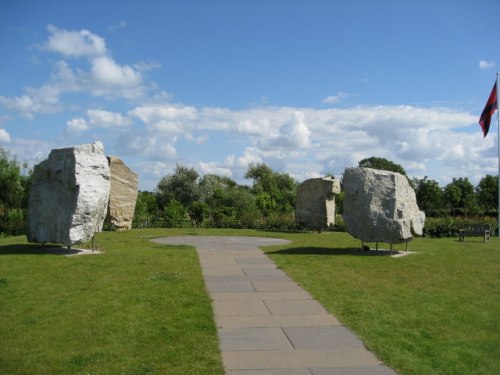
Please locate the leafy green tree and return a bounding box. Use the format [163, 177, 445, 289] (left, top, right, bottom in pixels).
[0, 147, 30, 210]
[0, 147, 32, 235]
[199, 174, 258, 228]
[163, 200, 187, 228]
[245, 163, 297, 216]
[156, 165, 200, 209]
[444, 177, 477, 215]
[476, 174, 498, 214]
[413, 177, 444, 216]
[134, 191, 158, 223]
[358, 156, 408, 177]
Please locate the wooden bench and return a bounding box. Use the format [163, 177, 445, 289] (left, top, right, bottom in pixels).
[458, 224, 491, 243]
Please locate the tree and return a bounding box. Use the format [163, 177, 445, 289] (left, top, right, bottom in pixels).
[199, 174, 258, 228]
[244, 163, 297, 216]
[134, 191, 158, 223]
[413, 177, 444, 216]
[156, 165, 200, 209]
[444, 177, 477, 215]
[0, 147, 29, 210]
[358, 156, 408, 177]
[0, 147, 32, 235]
[476, 174, 498, 214]
[163, 200, 187, 228]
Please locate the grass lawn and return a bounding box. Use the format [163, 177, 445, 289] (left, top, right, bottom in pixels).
[0, 229, 225, 375]
[262, 231, 500, 375]
[1, 228, 499, 374]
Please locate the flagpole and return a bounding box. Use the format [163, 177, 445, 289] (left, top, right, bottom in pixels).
[497, 72, 500, 237]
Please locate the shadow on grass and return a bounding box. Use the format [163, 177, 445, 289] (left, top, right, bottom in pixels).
[0, 243, 85, 256]
[268, 246, 403, 256]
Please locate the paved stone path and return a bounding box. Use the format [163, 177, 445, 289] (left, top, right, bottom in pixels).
[152, 236, 397, 375]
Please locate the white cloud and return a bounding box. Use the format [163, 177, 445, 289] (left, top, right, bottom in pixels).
[67, 118, 89, 133]
[87, 109, 133, 128]
[0, 128, 11, 143]
[268, 111, 311, 148]
[66, 109, 133, 134]
[91, 56, 142, 87]
[129, 104, 197, 134]
[0, 27, 150, 117]
[45, 25, 106, 57]
[198, 161, 233, 177]
[0, 83, 62, 118]
[323, 92, 350, 104]
[479, 60, 495, 69]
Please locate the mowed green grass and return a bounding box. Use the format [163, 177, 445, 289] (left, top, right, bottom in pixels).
[262, 232, 500, 375]
[0, 229, 225, 375]
[1, 228, 499, 374]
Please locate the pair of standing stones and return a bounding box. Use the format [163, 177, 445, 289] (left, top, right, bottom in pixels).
[296, 168, 425, 245]
[27, 142, 138, 247]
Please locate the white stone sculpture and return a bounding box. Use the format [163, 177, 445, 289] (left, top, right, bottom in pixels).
[342, 167, 425, 244]
[295, 177, 341, 230]
[27, 142, 111, 247]
[106, 156, 138, 230]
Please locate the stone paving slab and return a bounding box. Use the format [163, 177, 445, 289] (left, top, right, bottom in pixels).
[217, 314, 340, 329]
[222, 349, 381, 370]
[227, 369, 313, 375]
[213, 299, 270, 317]
[283, 326, 366, 350]
[251, 281, 304, 292]
[211, 291, 313, 301]
[219, 327, 294, 351]
[206, 280, 256, 293]
[202, 267, 246, 276]
[243, 268, 292, 278]
[309, 366, 398, 375]
[264, 299, 328, 316]
[236, 256, 275, 265]
[152, 236, 397, 375]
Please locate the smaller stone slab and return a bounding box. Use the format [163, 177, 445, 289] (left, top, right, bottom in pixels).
[106, 156, 138, 230]
[283, 326, 366, 350]
[264, 300, 328, 316]
[219, 327, 294, 351]
[295, 177, 341, 230]
[213, 299, 270, 317]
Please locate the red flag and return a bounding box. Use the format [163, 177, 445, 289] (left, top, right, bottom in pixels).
[479, 81, 498, 137]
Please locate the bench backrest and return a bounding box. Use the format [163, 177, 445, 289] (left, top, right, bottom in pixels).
[462, 224, 491, 233]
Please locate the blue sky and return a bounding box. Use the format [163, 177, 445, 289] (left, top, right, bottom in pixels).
[0, 0, 499, 190]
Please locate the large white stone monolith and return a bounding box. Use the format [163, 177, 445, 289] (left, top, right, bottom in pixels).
[27, 142, 111, 246]
[342, 167, 425, 244]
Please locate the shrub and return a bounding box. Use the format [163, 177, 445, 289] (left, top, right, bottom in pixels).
[423, 216, 498, 238]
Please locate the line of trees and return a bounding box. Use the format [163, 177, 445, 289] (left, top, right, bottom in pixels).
[134, 164, 298, 230]
[0, 147, 32, 236]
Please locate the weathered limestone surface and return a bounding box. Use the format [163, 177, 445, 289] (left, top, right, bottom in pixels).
[295, 177, 341, 230]
[107, 156, 138, 230]
[27, 142, 111, 246]
[342, 167, 425, 244]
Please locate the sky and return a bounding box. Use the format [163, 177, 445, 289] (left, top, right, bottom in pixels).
[0, 0, 499, 191]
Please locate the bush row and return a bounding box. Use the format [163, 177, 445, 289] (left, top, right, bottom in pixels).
[422, 216, 498, 238]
